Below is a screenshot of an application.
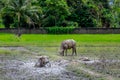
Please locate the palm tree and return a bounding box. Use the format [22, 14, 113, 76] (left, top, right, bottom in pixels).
[1, 0, 42, 36]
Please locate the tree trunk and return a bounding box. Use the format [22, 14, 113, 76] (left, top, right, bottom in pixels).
[17, 13, 21, 37]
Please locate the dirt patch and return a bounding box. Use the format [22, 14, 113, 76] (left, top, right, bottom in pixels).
[0, 58, 83, 80]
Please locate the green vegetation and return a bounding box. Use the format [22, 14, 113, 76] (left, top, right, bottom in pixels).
[45, 27, 75, 34]
[0, 34, 120, 80]
[67, 63, 106, 80]
[0, 23, 4, 28]
[0, 33, 120, 46]
[0, 18, 4, 28]
[0, 0, 120, 29]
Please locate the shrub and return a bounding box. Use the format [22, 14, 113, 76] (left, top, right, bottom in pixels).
[44, 26, 75, 34]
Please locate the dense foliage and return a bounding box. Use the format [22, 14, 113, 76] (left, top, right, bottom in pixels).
[0, 0, 120, 29]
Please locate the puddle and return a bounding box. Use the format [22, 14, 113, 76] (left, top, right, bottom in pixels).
[21, 60, 66, 75]
[78, 60, 100, 64]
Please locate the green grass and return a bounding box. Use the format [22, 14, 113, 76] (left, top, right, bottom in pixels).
[0, 33, 120, 58]
[0, 33, 120, 46]
[67, 63, 106, 80]
[0, 49, 12, 54]
[1, 33, 119, 60]
[0, 33, 120, 80]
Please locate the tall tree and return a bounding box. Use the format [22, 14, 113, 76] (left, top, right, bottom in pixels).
[1, 0, 42, 36]
[0, 0, 14, 28]
[111, 0, 120, 27]
[39, 0, 70, 27]
[66, 0, 112, 28]
[92, 0, 112, 28]
[66, 0, 97, 27]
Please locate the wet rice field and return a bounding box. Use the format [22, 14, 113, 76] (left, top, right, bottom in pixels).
[0, 47, 120, 80]
[0, 47, 84, 80]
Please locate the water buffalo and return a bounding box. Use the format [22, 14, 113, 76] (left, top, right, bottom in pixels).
[35, 56, 49, 67]
[59, 39, 77, 56]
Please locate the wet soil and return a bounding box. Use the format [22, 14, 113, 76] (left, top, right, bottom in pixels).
[0, 47, 119, 80]
[0, 47, 82, 80]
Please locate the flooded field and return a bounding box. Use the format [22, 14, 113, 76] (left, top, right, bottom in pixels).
[0, 47, 83, 80]
[0, 47, 120, 80]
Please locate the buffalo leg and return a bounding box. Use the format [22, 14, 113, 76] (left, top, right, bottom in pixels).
[74, 48, 77, 56]
[62, 50, 64, 56]
[72, 47, 77, 56]
[65, 49, 67, 56]
[72, 48, 74, 56]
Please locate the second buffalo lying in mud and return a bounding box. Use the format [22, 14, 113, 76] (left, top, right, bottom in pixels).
[35, 56, 49, 67]
[59, 39, 77, 56]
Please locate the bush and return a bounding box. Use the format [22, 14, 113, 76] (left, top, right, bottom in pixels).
[61, 21, 78, 27]
[44, 26, 75, 34]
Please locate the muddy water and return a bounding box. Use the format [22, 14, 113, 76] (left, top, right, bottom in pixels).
[0, 47, 82, 80]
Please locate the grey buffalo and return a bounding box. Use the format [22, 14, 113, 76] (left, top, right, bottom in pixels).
[59, 39, 77, 56]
